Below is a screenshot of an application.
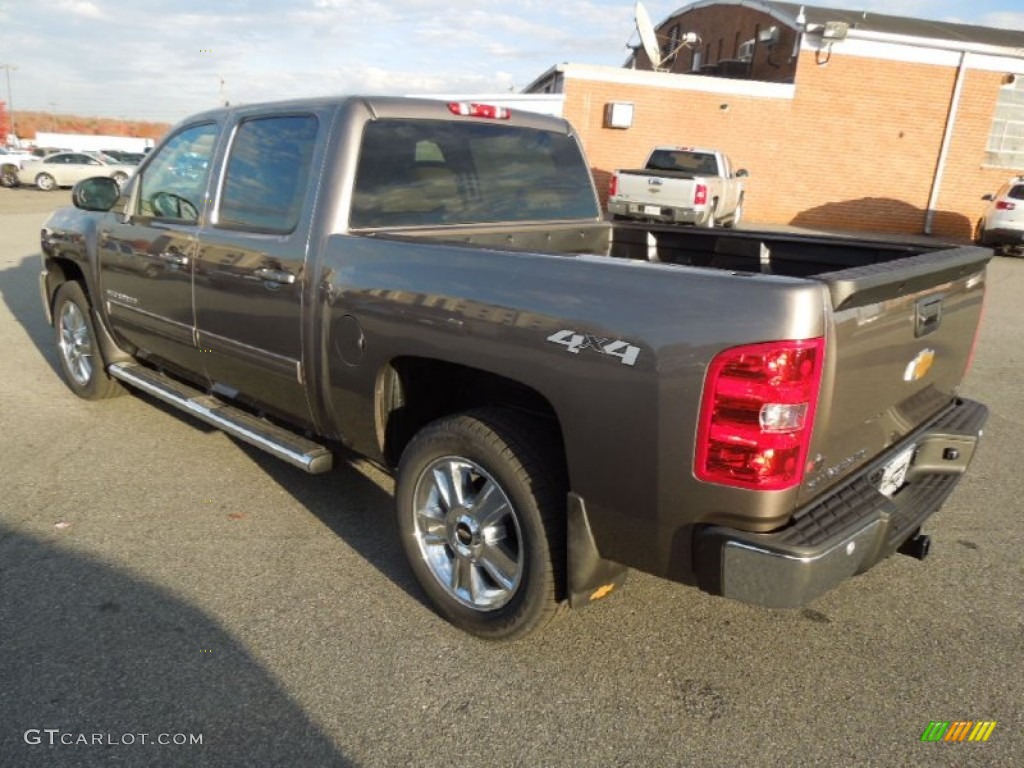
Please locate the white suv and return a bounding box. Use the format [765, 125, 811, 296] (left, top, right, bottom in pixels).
[978, 177, 1024, 255]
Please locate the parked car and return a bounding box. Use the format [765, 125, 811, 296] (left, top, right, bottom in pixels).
[977, 177, 1024, 255]
[38, 96, 989, 640]
[607, 146, 747, 227]
[0, 147, 35, 187]
[16, 151, 136, 191]
[102, 149, 146, 165]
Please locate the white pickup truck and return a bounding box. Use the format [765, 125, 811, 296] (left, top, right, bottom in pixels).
[607, 147, 747, 228]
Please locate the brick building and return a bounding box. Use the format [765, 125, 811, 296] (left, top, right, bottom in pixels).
[524, 1, 1024, 239]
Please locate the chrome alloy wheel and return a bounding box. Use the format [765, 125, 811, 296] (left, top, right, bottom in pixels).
[411, 457, 524, 610]
[58, 300, 94, 386]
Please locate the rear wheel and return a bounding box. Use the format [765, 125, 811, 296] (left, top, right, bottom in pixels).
[396, 408, 566, 640]
[36, 173, 57, 192]
[53, 282, 124, 400]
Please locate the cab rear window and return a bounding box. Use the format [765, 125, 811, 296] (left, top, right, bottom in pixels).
[350, 119, 599, 228]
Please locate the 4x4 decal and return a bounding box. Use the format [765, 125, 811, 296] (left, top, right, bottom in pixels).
[546, 329, 640, 366]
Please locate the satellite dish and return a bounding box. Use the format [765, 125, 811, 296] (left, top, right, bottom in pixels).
[635, 1, 663, 70]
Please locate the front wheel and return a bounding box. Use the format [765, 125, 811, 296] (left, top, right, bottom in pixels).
[53, 282, 124, 400]
[396, 408, 566, 640]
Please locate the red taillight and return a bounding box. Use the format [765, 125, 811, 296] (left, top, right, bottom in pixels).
[694, 183, 708, 206]
[447, 102, 511, 120]
[995, 200, 1015, 210]
[608, 174, 618, 198]
[695, 338, 825, 491]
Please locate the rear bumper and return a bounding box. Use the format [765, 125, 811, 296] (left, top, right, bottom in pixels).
[980, 226, 1024, 246]
[693, 398, 988, 608]
[607, 199, 703, 225]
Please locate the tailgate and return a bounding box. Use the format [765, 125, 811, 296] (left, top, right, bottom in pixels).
[799, 246, 989, 504]
[615, 170, 695, 206]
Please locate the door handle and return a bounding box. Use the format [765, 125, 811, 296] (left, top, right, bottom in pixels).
[159, 251, 190, 266]
[254, 267, 296, 285]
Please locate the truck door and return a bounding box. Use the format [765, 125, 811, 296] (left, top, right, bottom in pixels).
[193, 113, 322, 428]
[98, 122, 220, 379]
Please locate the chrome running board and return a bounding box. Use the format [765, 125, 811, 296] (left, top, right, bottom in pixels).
[108, 362, 333, 474]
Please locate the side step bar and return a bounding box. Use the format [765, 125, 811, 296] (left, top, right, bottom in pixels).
[108, 363, 333, 474]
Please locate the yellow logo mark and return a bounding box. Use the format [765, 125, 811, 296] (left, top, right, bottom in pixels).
[904, 348, 935, 382]
[589, 584, 616, 601]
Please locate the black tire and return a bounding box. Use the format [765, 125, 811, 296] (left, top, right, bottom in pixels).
[52, 281, 124, 400]
[396, 407, 566, 640]
[36, 172, 57, 192]
[0, 164, 18, 188]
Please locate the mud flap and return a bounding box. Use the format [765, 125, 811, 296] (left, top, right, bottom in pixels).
[567, 492, 628, 608]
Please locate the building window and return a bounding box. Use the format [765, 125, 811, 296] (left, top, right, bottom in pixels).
[986, 76, 1024, 169]
[691, 50, 703, 72]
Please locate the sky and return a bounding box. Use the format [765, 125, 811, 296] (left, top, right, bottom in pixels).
[1, 0, 1022, 125]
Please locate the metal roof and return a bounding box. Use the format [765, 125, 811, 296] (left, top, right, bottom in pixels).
[762, 2, 1024, 51]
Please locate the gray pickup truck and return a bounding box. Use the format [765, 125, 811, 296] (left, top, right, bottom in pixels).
[39, 96, 989, 640]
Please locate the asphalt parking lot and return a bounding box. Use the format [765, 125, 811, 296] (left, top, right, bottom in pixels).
[1, 187, 1020, 767]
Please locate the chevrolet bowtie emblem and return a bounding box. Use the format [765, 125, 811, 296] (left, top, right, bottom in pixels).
[904, 348, 935, 382]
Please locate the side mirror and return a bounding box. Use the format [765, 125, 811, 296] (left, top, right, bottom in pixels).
[981, 193, 994, 201]
[735, 168, 749, 178]
[72, 176, 120, 212]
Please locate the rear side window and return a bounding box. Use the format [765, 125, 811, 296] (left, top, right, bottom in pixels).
[217, 115, 319, 234]
[1008, 185, 1024, 201]
[350, 119, 598, 228]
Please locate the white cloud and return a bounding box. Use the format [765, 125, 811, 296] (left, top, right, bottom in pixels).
[58, 0, 102, 17]
[980, 11, 1024, 32]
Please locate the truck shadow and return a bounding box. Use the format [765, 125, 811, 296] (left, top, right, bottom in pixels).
[0, 524, 351, 767]
[0, 253, 429, 613]
[0, 252, 64, 380]
[232, 442, 431, 613]
[791, 197, 975, 242]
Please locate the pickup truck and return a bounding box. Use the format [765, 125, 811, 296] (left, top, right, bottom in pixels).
[607, 146, 747, 227]
[39, 96, 989, 640]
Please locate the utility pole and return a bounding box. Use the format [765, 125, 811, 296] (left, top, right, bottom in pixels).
[0, 64, 16, 141]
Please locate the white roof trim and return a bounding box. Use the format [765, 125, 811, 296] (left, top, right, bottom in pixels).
[554, 63, 796, 99]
